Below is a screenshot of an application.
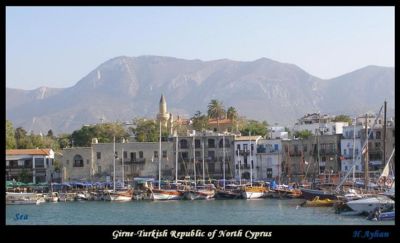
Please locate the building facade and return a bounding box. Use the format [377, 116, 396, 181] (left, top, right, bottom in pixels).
[6, 149, 55, 183]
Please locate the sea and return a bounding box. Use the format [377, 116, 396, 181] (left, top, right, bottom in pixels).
[6, 198, 394, 225]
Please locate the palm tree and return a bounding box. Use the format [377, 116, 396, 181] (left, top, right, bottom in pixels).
[207, 99, 226, 132]
[227, 106, 239, 132]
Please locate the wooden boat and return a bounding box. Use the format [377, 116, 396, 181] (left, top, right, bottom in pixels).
[300, 188, 337, 200]
[109, 189, 133, 201]
[183, 185, 216, 200]
[241, 186, 268, 199]
[151, 188, 184, 200]
[301, 196, 336, 207]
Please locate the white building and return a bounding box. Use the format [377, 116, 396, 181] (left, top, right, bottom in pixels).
[267, 126, 288, 139]
[255, 139, 282, 180]
[6, 149, 55, 183]
[233, 135, 262, 181]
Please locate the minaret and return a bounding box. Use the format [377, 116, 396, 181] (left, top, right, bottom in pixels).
[157, 94, 170, 128]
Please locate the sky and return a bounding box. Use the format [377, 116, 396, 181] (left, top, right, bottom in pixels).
[6, 7, 394, 90]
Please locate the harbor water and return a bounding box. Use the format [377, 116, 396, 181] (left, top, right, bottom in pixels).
[6, 199, 394, 225]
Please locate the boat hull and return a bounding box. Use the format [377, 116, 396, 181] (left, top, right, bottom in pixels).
[215, 190, 243, 199]
[300, 188, 337, 200]
[346, 196, 395, 213]
[151, 189, 183, 200]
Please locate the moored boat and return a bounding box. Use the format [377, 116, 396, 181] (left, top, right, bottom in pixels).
[300, 188, 338, 200]
[241, 186, 268, 199]
[6, 192, 45, 205]
[346, 195, 394, 213]
[301, 196, 336, 207]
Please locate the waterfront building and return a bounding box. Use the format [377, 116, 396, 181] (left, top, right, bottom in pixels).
[233, 135, 262, 181]
[255, 139, 283, 181]
[6, 149, 55, 184]
[281, 134, 341, 184]
[174, 132, 235, 181]
[340, 121, 395, 178]
[59, 139, 175, 182]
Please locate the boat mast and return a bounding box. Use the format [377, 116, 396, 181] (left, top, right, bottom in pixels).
[159, 121, 161, 190]
[383, 100, 387, 174]
[223, 133, 225, 190]
[364, 114, 369, 191]
[352, 117, 356, 183]
[202, 135, 205, 185]
[193, 134, 196, 189]
[175, 134, 178, 185]
[249, 131, 252, 187]
[122, 146, 124, 188]
[113, 136, 116, 192]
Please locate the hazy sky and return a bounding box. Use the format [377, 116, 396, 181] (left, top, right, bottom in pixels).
[6, 6, 394, 90]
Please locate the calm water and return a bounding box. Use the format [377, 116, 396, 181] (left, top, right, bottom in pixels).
[6, 199, 394, 225]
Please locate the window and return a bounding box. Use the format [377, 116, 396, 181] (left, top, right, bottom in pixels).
[195, 151, 201, 158]
[18, 160, 24, 167]
[195, 139, 201, 148]
[123, 151, 127, 159]
[154, 151, 159, 158]
[375, 142, 381, 148]
[97, 152, 101, 160]
[207, 151, 215, 160]
[355, 165, 359, 170]
[162, 150, 167, 158]
[355, 149, 359, 155]
[181, 152, 188, 160]
[180, 139, 188, 149]
[73, 155, 84, 167]
[237, 144, 241, 150]
[344, 149, 347, 155]
[345, 166, 348, 171]
[35, 158, 44, 168]
[139, 151, 143, 158]
[243, 144, 248, 151]
[267, 168, 273, 178]
[208, 163, 215, 173]
[131, 152, 136, 160]
[376, 131, 381, 139]
[208, 139, 215, 148]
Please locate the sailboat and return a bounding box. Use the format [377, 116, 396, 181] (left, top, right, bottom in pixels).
[109, 137, 133, 201]
[214, 134, 243, 199]
[241, 133, 268, 199]
[151, 122, 184, 200]
[184, 134, 216, 200]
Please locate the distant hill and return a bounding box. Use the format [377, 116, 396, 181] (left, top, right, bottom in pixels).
[6, 56, 394, 134]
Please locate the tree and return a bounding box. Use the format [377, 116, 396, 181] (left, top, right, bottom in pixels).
[226, 106, 238, 121]
[240, 120, 269, 136]
[57, 133, 72, 149]
[47, 129, 54, 138]
[191, 111, 209, 132]
[71, 123, 129, 147]
[333, 115, 352, 124]
[294, 130, 313, 139]
[132, 119, 159, 142]
[226, 106, 239, 132]
[6, 120, 16, 149]
[207, 99, 226, 132]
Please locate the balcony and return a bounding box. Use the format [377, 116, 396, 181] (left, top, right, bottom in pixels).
[125, 158, 146, 164]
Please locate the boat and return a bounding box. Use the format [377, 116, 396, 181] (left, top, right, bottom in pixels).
[270, 182, 302, 199]
[300, 188, 338, 200]
[367, 206, 395, 221]
[346, 195, 394, 213]
[241, 184, 268, 199]
[6, 192, 45, 205]
[45, 192, 60, 202]
[215, 183, 243, 199]
[183, 184, 216, 200]
[109, 189, 133, 201]
[301, 196, 336, 207]
[151, 120, 183, 200]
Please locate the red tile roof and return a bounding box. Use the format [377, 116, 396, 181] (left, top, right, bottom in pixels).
[6, 149, 53, 156]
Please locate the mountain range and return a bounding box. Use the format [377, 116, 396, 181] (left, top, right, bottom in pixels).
[6, 55, 394, 134]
